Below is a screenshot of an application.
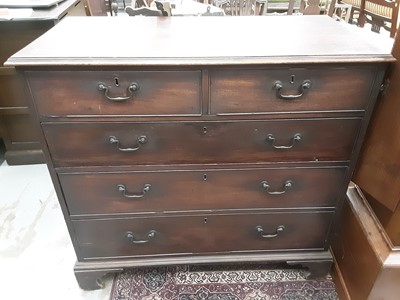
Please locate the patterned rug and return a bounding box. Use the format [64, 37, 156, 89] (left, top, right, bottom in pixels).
[109, 264, 338, 300]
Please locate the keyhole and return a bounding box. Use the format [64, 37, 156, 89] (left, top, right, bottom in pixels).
[290, 75, 295, 84]
[204, 218, 208, 224]
[114, 77, 120, 87]
[203, 174, 207, 181]
[203, 127, 207, 134]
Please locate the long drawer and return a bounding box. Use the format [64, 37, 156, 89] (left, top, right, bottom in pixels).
[210, 66, 377, 114]
[25, 70, 202, 116]
[43, 118, 361, 167]
[73, 211, 334, 260]
[60, 166, 347, 216]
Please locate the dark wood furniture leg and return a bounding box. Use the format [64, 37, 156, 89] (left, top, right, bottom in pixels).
[290, 260, 333, 279]
[287, 250, 333, 279]
[74, 262, 123, 290]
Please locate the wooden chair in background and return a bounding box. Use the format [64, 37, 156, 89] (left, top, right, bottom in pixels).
[230, 0, 258, 14]
[84, 0, 129, 16]
[260, 0, 326, 16]
[212, 0, 230, 13]
[340, 0, 362, 22]
[212, 0, 258, 15]
[84, 0, 151, 16]
[329, 0, 399, 37]
[253, 0, 294, 15]
[125, 0, 170, 15]
[299, 0, 323, 14]
[125, 6, 163, 14]
[359, 0, 399, 37]
[214, 0, 311, 15]
[328, 0, 354, 22]
[83, 0, 110, 15]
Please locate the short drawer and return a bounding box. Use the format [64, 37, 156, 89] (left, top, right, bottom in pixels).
[210, 67, 377, 114]
[43, 118, 361, 167]
[25, 70, 201, 116]
[73, 211, 334, 259]
[60, 166, 347, 216]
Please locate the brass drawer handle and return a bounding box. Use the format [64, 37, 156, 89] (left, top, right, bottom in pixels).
[266, 133, 301, 149]
[98, 82, 139, 102]
[125, 230, 157, 244]
[261, 180, 293, 195]
[273, 80, 312, 100]
[109, 135, 147, 152]
[256, 225, 285, 238]
[117, 183, 151, 198]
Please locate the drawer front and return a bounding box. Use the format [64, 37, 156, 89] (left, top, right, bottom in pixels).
[43, 118, 361, 167]
[73, 212, 334, 259]
[26, 70, 201, 116]
[60, 167, 347, 216]
[210, 67, 377, 114]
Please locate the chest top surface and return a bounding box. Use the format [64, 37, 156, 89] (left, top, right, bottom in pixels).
[5, 15, 394, 66]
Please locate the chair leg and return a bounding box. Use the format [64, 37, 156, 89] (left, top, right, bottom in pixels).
[390, 23, 397, 38]
[260, 2, 266, 15]
[108, 0, 113, 15]
[358, 13, 365, 27]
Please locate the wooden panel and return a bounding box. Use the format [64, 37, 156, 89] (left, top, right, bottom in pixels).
[0, 68, 29, 108]
[26, 70, 202, 116]
[369, 265, 400, 300]
[210, 66, 377, 114]
[73, 211, 334, 259]
[0, 21, 53, 64]
[43, 118, 361, 167]
[332, 200, 379, 300]
[361, 192, 400, 245]
[65, 0, 86, 16]
[60, 166, 347, 216]
[384, 208, 400, 245]
[331, 256, 351, 300]
[332, 184, 400, 300]
[353, 24, 400, 213]
[2, 113, 40, 146]
[83, 0, 108, 15]
[0, 21, 52, 165]
[0, 1, 84, 165]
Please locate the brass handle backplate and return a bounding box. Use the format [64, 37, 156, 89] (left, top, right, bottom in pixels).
[256, 225, 285, 238]
[98, 82, 139, 102]
[261, 180, 293, 195]
[117, 184, 151, 198]
[125, 230, 157, 244]
[266, 133, 301, 149]
[273, 80, 312, 100]
[109, 135, 147, 152]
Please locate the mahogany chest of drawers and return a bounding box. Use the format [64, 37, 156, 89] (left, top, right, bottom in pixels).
[6, 16, 393, 289]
